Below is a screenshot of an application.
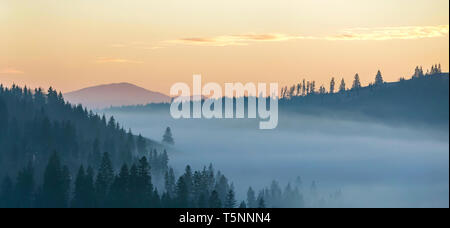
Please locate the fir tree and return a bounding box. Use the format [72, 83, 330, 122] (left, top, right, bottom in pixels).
[136, 157, 153, 207]
[136, 134, 147, 155]
[375, 70, 384, 86]
[71, 166, 87, 208]
[162, 127, 175, 145]
[329, 77, 335, 94]
[42, 151, 67, 208]
[224, 189, 237, 208]
[108, 164, 130, 208]
[352, 73, 362, 91]
[176, 176, 189, 208]
[339, 78, 346, 92]
[247, 187, 257, 208]
[95, 152, 114, 207]
[165, 168, 176, 197]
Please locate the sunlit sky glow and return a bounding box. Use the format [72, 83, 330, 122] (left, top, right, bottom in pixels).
[0, 0, 448, 94]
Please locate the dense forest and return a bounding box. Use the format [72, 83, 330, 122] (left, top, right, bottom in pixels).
[0, 83, 322, 208]
[279, 65, 449, 127]
[0, 85, 164, 176]
[0, 150, 320, 208]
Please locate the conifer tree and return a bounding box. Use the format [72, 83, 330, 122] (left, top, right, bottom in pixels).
[162, 127, 175, 145]
[165, 168, 176, 197]
[329, 77, 336, 94]
[375, 70, 384, 86]
[352, 73, 362, 90]
[128, 164, 139, 207]
[339, 78, 346, 92]
[42, 151, 67, 208]
[176, 176, 189, 208]
[224, 189, 237, 208]
[247, 187, 257, 208]
[136, 157, 153, 207]
[71, 166, 87, 208]
[136, 134, 147, 155]
[95, 152, 114, 207]
[108, 164, 130, 208]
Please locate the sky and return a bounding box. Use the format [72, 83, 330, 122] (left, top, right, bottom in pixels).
[0, 0, 449, 94]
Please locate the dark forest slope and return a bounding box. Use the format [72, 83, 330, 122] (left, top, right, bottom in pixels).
[0, 85, 161, 180]
[282, 73, 449, 127]
[105, 73, 449, 128]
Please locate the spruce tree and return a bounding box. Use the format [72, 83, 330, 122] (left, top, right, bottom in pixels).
[352, 73, 362, 90]
[329, 77, 335, 94]
[136, 134, 147, 155]
[128, 164, 139, 207]
[375, 70, 384, 86]
[95, 152, 114, 207]
[108, 164, 130, 208]
[71, 166, 86, 208]
[176, 176, 189, 208]
[162, 127, 175, 145]
[224, 189, 237, 208]
[339, 78, 346, 92]
[136, 157, 153, 207]
[42, 151, 67, 208]
[165, 168, 176, 197]
[247, 187, 257, 208]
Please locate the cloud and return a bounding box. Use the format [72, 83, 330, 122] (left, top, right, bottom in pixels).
[95, 57, 143, 64]
[327, 25, 449, 41]
[167, 25, 449, 47]
[0, 67, 24, 75]
[167, 34, 308, 47]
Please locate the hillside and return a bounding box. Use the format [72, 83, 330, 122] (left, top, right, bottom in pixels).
[282, 73, 449, 127]
[64, 82, 171, 109]
[0, 85, 164, 181]
[104, 73, 449, 128]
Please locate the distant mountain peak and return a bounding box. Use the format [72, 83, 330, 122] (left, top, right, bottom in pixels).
[64, 82, 171, 109]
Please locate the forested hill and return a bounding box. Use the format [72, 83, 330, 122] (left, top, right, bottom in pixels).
[0, 85, 160, 180]
[104, 72, 449, 128]
[281, 73, 449, 127]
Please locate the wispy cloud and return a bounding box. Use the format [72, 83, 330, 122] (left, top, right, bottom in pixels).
[95, 57, 143, 64]
[0, 67, 24, 75]
[167, 25, 449, 47]
[167, 34, 309, 47]
[327, 25, 449, 41]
